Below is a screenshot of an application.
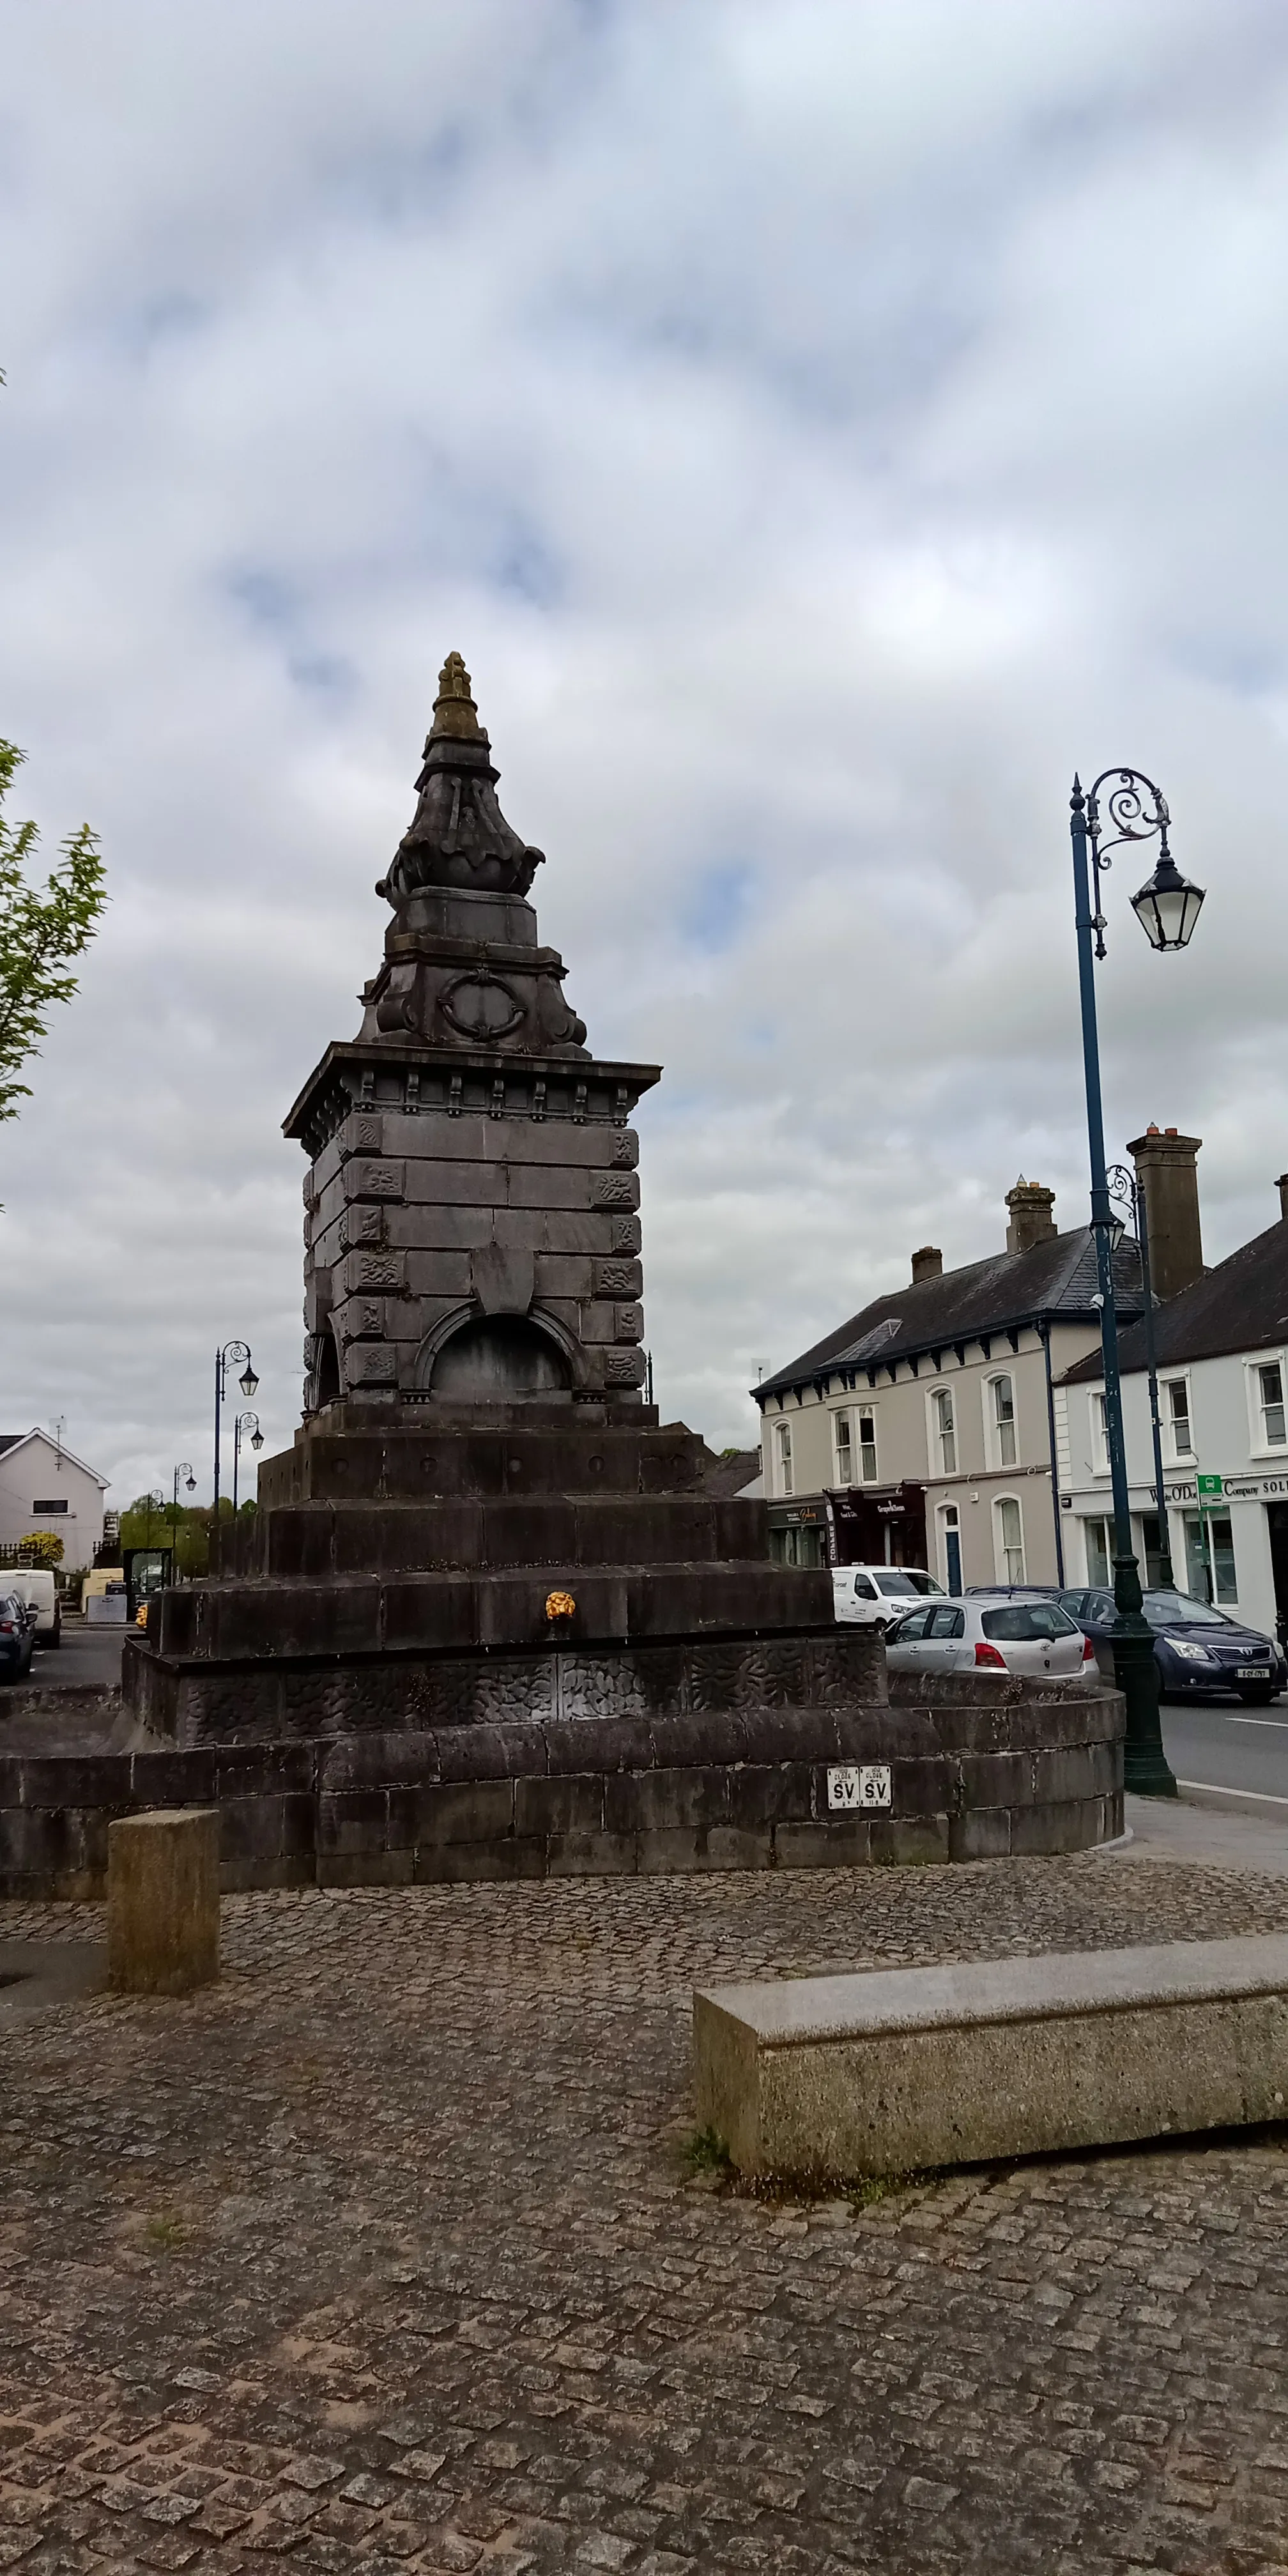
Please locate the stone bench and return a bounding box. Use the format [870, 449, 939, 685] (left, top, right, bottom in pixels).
[693, 1935, 1288, 2179]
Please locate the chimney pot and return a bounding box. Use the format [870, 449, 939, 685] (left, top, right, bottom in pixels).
[1127, 1126, 1204, 1298]
[910, 1246, 943, 1284]
[1005, 1181, 1057, 1254]
[1277, 1175, 1288, 1224]
[1147, 1123, 1160, 1135]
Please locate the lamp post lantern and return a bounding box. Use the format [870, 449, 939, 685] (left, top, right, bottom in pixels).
[1070, 767, 1204, 1797]
[232, 1411, 264, 1517]
[213, 1343, 258, 1515]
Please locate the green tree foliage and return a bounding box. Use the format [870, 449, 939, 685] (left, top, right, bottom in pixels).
[0, 740, 107, 1124]
[119, 1493, 257, 1581]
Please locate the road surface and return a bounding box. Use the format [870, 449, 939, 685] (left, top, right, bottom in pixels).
[1160, 1698, 1288, 1805]
[12, 1624, 125, 1691]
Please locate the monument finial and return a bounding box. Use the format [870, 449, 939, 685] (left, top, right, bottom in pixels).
[429, 650, 485, 744]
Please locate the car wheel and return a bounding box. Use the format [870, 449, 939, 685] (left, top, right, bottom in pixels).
[1238, 1686, 1276, 1705]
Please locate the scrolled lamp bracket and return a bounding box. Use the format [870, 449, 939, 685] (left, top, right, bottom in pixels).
[1084, 767, 1204, 958]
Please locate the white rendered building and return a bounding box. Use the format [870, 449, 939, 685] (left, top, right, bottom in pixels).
[0, 1429, 108, 1570]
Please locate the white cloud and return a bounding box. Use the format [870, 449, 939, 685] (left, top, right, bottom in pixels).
[3, 0, 1288, 1498]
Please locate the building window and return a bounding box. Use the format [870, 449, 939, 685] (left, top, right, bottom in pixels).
[771, 1520, 822, 1570]
[1183, 1511, 1237, 1606]
[932, 1388, 956, 1475]
[775, 1421, 793, 1498]
[987, 1374, 1017, 1468]
[1091, 1393, 1109, 1475]
[31, 1499, 69, 1515]
[858, 1409, 878, 1481]
[1084, 1515, 1112, 1588]
[832, 1411, 852, 1484]
[994, 1496, 1025, 1584]
[1163, 1377, 1193, 1460]
[938, 1502, 962, 1593]
[1257, 1361, 1287, 1450]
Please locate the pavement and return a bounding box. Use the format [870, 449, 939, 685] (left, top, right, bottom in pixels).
[1116, 1786, 1288, 1877]
[3, 1836, 1288, 2574]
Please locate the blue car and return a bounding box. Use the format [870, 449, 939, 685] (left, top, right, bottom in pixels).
[1059, 1586, 1285, 1706]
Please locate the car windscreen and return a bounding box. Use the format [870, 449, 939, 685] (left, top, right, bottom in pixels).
[980, 1604, 1080, 1641]
[1142, 1590, 1231, 1630]
[875, 1570, 934, 1597]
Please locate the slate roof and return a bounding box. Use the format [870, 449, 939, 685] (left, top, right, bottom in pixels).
[1062, 1216, 1288, 1384]
[698, 1446, 762, 1497]
[758, 1229, 1144, 1402]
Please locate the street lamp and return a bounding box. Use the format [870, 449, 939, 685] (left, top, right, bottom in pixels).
[1070, 767, 1206, 1797]
[232, 1410, 264, 1516]
[213, 1342, 258, 1514]
[1105, 1163, 1174, 1591]
[171, 1462, 196, 1572]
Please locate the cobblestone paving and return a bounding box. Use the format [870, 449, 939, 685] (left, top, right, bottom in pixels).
[3, 1856, 1288, 2575]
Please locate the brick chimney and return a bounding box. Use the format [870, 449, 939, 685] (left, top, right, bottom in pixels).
[1128, 1125, 1203, 1300]
[911, 1246, 943, 1284]
[1005, 1179, 1057, 1254]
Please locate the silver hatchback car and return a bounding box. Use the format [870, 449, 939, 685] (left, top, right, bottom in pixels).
[885, 1596, 1095, 1680]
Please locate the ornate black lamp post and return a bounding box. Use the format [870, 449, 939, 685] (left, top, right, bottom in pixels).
[1070, 769, 1205, 1797]
[232, 1411, 264, 1516]
[213, 1343, 258, 1514]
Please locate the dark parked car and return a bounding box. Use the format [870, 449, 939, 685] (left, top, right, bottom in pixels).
[0, 1590, 36, 1682]
[1059, 1586, 1286, 1705]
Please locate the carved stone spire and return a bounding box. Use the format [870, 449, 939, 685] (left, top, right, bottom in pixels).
[361, 653, 586, 1057]
[378, 652, 545, 905]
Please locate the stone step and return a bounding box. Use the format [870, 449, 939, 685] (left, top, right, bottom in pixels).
[238, 1493, 767, 1579]
[693, 1935, 1288, 2181]
[150, 1560, 841, 1663]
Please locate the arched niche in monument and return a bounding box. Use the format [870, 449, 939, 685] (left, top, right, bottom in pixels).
[429, 1314, 571, 1401]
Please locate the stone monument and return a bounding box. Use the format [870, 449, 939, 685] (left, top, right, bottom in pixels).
[126, 653, 883, 1765]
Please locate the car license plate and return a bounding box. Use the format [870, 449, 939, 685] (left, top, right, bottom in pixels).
[1241, 1667, 1271, 1681]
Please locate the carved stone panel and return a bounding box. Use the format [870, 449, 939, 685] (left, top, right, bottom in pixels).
[592, 1258, 643, 1298]
[610, 1128, 639, 1169]
[345, 1159, 405, 1202]
[348, 1250, 407, 1294]
[609, 1215, 642, 1255]
[590, 1169, 640, 1209]
[348, 1342, 397, 1386]
[604, 1348, 647, 1386]
[341, 1299, 385, 1344]
[613, 1303, 644, 1343]
[556, 1653, 648, 1721]
[339, 1114, 385, 1160]
[340, 1206, 386, 1252]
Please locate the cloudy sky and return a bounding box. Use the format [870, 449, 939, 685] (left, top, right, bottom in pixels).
[4, 0, 1288, 1505]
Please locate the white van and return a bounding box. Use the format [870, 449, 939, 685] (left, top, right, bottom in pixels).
[832, 1564, 944, 1631]
[9, 1567, 60, 1646]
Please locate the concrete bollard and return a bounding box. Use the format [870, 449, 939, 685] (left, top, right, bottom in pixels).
[107, 1809, 220, 1995]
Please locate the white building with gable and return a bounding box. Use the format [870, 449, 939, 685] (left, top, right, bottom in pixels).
[0, 1429, 109, 1570]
